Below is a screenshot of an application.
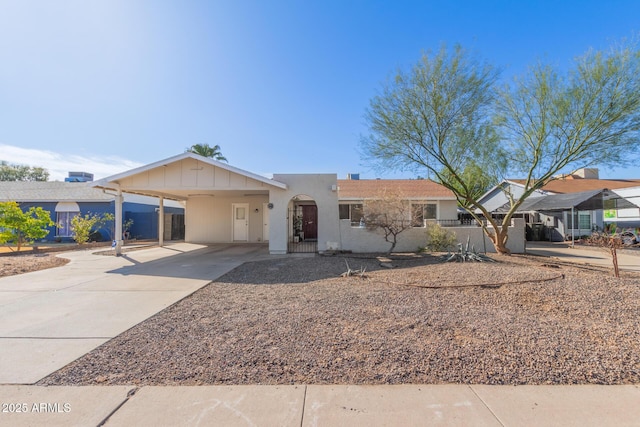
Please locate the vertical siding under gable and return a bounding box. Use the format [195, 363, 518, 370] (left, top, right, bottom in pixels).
[148, 167, 166, 187]
[180, 158, 198, 187]
[215, 167, 230, 187]
[198, 162, 215, 187]
[164, 162, 182, 187]
[131, 171, 150, 188]
[229, 172, 247, 188]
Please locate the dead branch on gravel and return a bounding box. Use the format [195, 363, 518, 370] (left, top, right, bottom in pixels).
[340, 259, 367, 278]
[386, 273, 565, 289]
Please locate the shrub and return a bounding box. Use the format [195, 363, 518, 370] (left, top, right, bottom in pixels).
[0, 201, 53, 250]
[425, 223, 457, 252]
[70, 213, 101, 244]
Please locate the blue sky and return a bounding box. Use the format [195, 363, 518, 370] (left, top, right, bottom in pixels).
[1, 0, 639, 181]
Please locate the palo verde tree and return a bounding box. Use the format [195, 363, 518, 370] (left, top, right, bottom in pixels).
[0, 201, 54, 250]
[361, 42, 640, 254]
[437, 161, 496, 208]
[186, 143, 228, 162]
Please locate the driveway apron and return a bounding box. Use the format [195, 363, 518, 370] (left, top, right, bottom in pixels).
[0, 243, 269, 384]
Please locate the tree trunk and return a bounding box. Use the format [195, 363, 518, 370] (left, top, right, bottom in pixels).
[489, 228, 511, 255]
[387, 239, 397, 255]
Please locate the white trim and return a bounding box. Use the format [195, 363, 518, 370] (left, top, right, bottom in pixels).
[55, 202, 80, 212]
[262, 202, 270, 242]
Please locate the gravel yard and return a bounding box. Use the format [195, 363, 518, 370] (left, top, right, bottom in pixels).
[0, 253, 68, 277]
[39, 253, 640, 386]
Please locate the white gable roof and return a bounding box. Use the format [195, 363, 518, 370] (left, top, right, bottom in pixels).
[94, 152, 287, 190]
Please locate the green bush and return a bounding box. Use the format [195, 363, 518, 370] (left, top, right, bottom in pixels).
[70, 213, 101, 245]
[425, 223, 457, 252]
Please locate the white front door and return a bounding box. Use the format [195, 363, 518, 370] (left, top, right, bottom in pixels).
[263, 203, 270, 242]
[232, 203, 249, 241]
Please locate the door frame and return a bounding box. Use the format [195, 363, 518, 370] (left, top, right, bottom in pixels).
[232, 203, 249, 242]
[262, 202, 270, 242]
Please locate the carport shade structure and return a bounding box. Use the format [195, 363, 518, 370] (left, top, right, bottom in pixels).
[496, 189, 638, 244]
[90, 152, 288, 255]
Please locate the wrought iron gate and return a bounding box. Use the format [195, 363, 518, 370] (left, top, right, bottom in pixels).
[288, 207, 317, 253]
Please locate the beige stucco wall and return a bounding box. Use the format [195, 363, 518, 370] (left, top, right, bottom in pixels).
[339, 218, 526, 253]
[437, 200, 459, 220]
[185, 195, 269, 243]
[269, 174, 340, 254]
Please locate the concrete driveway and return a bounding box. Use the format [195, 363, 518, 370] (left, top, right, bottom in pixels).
[526, 241, 640, 272]
[0, 243, 270, 384]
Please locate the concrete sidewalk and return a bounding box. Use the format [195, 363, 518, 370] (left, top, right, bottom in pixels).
[0, 384, 638, 426]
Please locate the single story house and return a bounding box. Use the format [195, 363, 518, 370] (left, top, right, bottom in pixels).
[477, 168, 640, 241]
[0, 177, 185, 242]
[92, 152, 526, 254]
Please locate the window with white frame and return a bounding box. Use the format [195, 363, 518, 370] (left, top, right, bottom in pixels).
[338, 203, 364, 226]
[55, 202, 80, 237]
[412, 203, 437, 227]
[567, 211, 592, 230]
[57, 211, 79, 237]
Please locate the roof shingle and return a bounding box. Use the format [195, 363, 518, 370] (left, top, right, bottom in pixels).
[337, 179, 455, 200]
[0, 181, 113, 202]
[509, 178, 640, 194]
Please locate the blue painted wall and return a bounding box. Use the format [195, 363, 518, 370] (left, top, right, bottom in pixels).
[17, 201, 184, 242]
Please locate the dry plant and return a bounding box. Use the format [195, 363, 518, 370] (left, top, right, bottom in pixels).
[363, 189, 421, 254]
[585, 232, 623, 278]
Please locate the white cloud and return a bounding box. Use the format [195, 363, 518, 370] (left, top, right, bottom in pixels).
[0, 144, 143, 181]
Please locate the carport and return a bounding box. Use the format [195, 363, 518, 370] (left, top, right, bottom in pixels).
[500, 189, 638, 243]
[92, 152, 288, 255]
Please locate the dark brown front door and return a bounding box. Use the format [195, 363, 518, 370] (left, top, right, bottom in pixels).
[301, 205, 318, 240]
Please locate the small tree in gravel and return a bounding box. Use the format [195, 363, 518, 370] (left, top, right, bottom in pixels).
[363, 190, 421, 254]
[585, 232, 624, 278]
[70, 213, 101, 245]
[0, 201, 53, 250]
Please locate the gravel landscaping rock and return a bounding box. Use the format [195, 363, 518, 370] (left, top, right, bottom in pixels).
[0, 253, 68, 277]
[39, 254, 640, 386]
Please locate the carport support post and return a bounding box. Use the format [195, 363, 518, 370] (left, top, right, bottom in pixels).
[115, 188, 123, 256]
[158, 196, 164, 247]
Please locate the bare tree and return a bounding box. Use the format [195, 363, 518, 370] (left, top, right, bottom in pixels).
[363, 189, 421, 254]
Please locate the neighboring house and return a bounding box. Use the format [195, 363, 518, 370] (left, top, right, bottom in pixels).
[0, 177, 185, 242]
[608, 186, 640, 228]
[92, 152, 526, 254]
[477, 169, 640, 241]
